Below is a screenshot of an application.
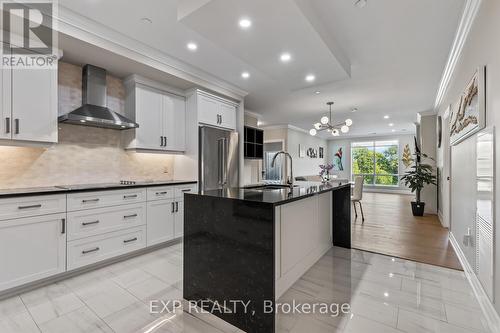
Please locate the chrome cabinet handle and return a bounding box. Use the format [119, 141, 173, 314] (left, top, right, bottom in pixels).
[123, 194, 138, 199]
[123, 237, 138, 244]
[14, 119, 19, 134]
[61, 219, 66, 234]
[171, 202, 175, 213]
[164, 136, 167, 147]
[175, 201, 179, 212]
[82, 220, 99, 226]
[82, 199, 99, 203]
[5, 117, 10, 134]
[181, 189, 191, 192]
[82, 247, 100, 254]
[160, 136, 163, 147]
[123, 214, 138, 219]
[18, 204, 42, 210]
[156, 191, 168, 196]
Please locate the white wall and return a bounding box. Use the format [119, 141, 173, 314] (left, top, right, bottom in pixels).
[286, 128, 327, 178]
[419, 114, 438, 214]
[436, 0, 500, 315]
[327, 134, 415, 193]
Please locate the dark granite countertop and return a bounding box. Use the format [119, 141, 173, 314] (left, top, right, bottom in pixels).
[0, 180, 197, 198]
[191, 181, 351, 206]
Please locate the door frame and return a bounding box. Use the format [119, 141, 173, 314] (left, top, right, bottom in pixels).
[442, 105, 452, 229]
[263, 139, 285, 181]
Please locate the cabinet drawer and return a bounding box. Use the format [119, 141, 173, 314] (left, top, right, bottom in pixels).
[67, 203, 146, 241]
[0, 194, 66, 221]
[147, 187, 175, 201]
[174, 184, 197, 199]
[67, 227, 146, 270]
[67, 188, 146, 211]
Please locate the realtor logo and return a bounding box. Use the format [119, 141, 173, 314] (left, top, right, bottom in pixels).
[1, 0, 58, 68]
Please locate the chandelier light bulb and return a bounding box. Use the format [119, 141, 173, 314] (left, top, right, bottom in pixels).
[314, 123, 322, 130]
[309, 128, 317, 136]
[341, 125, 350, 133]
[332, 129, 340, 136]
[345, 119, 353, 126]
[320, 116, 329, 125]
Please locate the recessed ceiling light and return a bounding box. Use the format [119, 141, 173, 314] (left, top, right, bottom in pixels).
[239, 18, 252, 29]
[391, 129, 396, 132]
[140, 17, 153, 24]
[305, 74, 315, 82]
[352, 108, 358, 113]
[355, 0, 367, 8]
[384, 115, 390, 119]
[280, 53, 292, 62]
[241, 71, 250, 79]
[388, 123, 394, 127]
[315, 91, 321, 95]
[187, 42, 198, 51]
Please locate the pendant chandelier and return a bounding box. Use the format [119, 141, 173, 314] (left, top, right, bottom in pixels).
[309, 102, 353, 136]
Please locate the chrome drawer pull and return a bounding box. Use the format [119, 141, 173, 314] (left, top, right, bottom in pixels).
[18, 204, 42, 210]
[123, 195, 138, 199]
[156, 191, 168, 195]
[82, 247, 100, 254]
[82, 199, 99, 203]
[82, 220, 100, 226]
[123, 237, 138, 244]
[181, 189, 192, 192]
[124, 214, 138, 219]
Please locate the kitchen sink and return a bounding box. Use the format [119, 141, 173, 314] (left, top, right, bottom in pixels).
[245, 184, 298, 190]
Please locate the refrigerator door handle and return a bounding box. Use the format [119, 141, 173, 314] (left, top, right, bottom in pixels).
[222, 138, 228, 186]
[217, 138, 223, 186]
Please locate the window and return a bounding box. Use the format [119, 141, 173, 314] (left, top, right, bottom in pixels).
[351, 140, 399, 186]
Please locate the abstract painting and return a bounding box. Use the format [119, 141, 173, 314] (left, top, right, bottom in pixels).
[307, 148, 317, 158]
[333, 147, 344, 171]
[450, 67, 486, 145]
[319, 147, 324, 159]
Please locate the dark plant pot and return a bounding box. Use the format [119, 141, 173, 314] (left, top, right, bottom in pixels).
[411, 202, 425, 216]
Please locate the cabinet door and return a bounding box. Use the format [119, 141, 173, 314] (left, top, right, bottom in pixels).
[0, 213, 66, 292]
[135, 86, 164, 149]
[219, 102, 237, 130]
[163, 94, 186, 151]
[11, 64, 57, 143]
[147, 199, 175, 246]
[0, 44, 11, 140]
[198, 94, 219, 127]
[174, 200, 184, 238]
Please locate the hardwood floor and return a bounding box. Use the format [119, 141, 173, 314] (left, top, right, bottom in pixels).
[351, 192, 462, 270]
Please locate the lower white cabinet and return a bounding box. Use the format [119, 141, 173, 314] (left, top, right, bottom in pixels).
[174, 200, 184, 238]
[147, 199, 175, 246]
[67, 226, 146, 270]
[0, 213, 66, 292]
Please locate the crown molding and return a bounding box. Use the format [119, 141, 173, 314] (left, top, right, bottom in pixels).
[261, 124, 309, 134]
[434, 0, 482, 109]
[244, 110, 263, 120]
[55, 6, 248, 101]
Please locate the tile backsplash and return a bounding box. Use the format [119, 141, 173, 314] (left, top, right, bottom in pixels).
[0, 62, 175, 189]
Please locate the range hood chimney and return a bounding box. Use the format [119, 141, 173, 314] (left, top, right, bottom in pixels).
[58, 65, 139, 130]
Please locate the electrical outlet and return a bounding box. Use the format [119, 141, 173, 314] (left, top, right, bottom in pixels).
[163, 166, 169, 174]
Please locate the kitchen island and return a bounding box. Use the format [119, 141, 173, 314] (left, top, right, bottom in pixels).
[183, 181, 351, 333]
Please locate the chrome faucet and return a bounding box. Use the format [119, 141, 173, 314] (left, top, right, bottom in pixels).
[271, 151, 294, 189]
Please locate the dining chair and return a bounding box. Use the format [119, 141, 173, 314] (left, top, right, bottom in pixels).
[352, 176, 365, 222]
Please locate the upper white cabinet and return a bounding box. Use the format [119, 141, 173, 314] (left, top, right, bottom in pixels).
[0, 43, 58, 143]
[124, 76, 186, 152]
[197, 91, 237, 130]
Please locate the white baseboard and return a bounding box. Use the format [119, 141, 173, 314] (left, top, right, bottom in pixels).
[449, 232, 500, 333]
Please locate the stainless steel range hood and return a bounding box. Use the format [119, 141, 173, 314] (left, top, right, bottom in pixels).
[58, 65, 139, 130]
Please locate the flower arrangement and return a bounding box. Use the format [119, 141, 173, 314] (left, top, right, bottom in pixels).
[319, 163, 334, 182]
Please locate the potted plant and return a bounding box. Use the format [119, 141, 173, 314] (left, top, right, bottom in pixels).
[319, 163, 334, 182]
[400, 138, 437, 216]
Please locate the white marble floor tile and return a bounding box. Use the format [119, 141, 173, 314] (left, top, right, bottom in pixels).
[397, 308, 483, 333]
[102, 301, 159, 333]
[127, 276, 171, 301]
[444, 303, 489, 332]
[0, 311, 40, 333]
[343, 313, 403, 333]
[0, 296, 28, 319]
[38, 307, 112, 333]
[20, 283, 85, 325]
[349, 293, 398, 327]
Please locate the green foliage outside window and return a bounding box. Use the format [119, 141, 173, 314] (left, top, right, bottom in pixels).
[352, 143, 399, 186]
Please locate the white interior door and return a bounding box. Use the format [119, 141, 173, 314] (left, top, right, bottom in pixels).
[136, 86, 164, 149]
[442, 112, 451, 228]
[11, 65, 57, 143]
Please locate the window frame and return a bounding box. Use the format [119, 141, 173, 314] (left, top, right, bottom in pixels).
[351, 140, 400, 187]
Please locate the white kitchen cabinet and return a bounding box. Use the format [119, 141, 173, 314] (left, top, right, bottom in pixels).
[125, 78, 186, 152]
[197, 91, 237, 130]
[0, 43, 58, 143]
[147, 199, 175, 246]
[174, 200, 184, 238]
[0, 213, 66, 292]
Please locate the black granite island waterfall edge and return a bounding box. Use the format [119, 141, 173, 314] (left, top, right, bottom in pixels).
[183, 183, 351, 333]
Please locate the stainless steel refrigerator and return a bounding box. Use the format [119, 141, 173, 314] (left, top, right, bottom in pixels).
[199, 126, 239, 192]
